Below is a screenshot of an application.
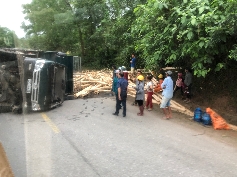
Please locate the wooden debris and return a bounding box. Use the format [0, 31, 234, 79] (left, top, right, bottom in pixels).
[73, 69, 193, 116]
[74, 69, 113, 98]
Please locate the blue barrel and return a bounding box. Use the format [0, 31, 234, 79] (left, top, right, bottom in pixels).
[194, 108, 202, 122]
[202, 113, 212, 125]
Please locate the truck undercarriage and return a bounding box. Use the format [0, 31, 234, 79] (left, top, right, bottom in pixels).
[0, 49, 73, 113]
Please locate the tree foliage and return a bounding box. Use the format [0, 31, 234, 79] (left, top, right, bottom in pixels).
[19, 0, 237, 75]
[21, 0, 147, 68]
[22, 0, 79, 52]
[132, 0, 237, 77]
[0, 26, 15, 48]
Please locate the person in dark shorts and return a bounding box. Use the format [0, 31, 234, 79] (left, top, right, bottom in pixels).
[132, 70, 143, 106]
[132, 75, 145, 116]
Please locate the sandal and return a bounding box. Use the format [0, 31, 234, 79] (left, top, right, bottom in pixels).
[137, 113, 143, 116]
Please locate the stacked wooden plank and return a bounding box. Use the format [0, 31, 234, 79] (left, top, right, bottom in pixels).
[74, 69, 113, 98]
[73, 69, 193, 116]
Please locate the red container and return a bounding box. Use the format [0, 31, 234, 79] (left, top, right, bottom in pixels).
[123, 71, 128, 80]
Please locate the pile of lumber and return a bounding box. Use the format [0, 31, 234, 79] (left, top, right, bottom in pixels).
[73, 69, 193, 116]
[73, 69, 113, 97]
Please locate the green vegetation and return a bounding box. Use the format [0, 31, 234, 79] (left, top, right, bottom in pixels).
[133, 0, 237, 77]
[2, 0, 237, 77]
[0, 27, 15, 48]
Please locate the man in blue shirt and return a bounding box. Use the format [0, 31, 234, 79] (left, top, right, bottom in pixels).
[113, 72, 128, 117]
[130, 54, 136, 75]
[160, 70, 173, 119]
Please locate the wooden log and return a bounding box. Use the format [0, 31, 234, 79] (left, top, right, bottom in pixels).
[127, 93, 135, 97]
[74, 83, 90, 87]
[72, 70, 196, 117]
[152, 94, 161, 103]
[79, 81, 108, 85]
[96, 89, 111, 92]
[75, 85, 92, 97]
[97, 86, 112, 90]
[152, 99, 161, 105]
[152, 92, 193, 116]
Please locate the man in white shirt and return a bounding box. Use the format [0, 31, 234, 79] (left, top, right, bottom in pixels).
[160, 70, 173, 119]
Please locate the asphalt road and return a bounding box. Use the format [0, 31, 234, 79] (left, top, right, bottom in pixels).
[1, 95, 237, 177]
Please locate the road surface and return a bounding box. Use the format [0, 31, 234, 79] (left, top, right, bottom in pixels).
[0, 95, 237, 177]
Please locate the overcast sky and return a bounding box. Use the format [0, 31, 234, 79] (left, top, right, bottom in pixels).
[0, 0, 32, 38]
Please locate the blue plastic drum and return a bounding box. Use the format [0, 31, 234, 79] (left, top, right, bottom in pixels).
[194, 108, 202, 122]
[202, 113, 212, 125]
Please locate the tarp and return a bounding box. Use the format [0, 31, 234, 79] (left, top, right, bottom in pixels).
[206, 107, 230, 130]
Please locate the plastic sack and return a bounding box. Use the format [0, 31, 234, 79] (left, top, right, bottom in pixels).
[206, 107, 230, 130]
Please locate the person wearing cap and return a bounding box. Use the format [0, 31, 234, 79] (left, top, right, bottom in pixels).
[160, 70, 173, 119]
[113, 72, 128, 117]
[173, 72, 184, 97]
[154, 74, 164, 92]
[132, 74, 145, 116]
[112, 70, 122, 108]
[112, 70, 119, 94]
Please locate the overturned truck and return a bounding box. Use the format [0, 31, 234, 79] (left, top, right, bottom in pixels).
[0, 49, 73, 113]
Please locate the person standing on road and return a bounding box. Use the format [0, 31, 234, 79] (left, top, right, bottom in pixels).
[132, 70, 143, 106]
[112, 69, 119, 94]
[132, 75, 145, 116]
[145, 75, 153, 111]
[184, 68, 192, 103]
[112, 70, 122, 110]
[113, 72, 128, 117]
[111, 65, 117, 96]
[130, 54, 136, 75]
[160, 70, 173, 119]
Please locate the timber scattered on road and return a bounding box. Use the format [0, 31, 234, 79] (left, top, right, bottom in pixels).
[73, 70, 193, 117]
